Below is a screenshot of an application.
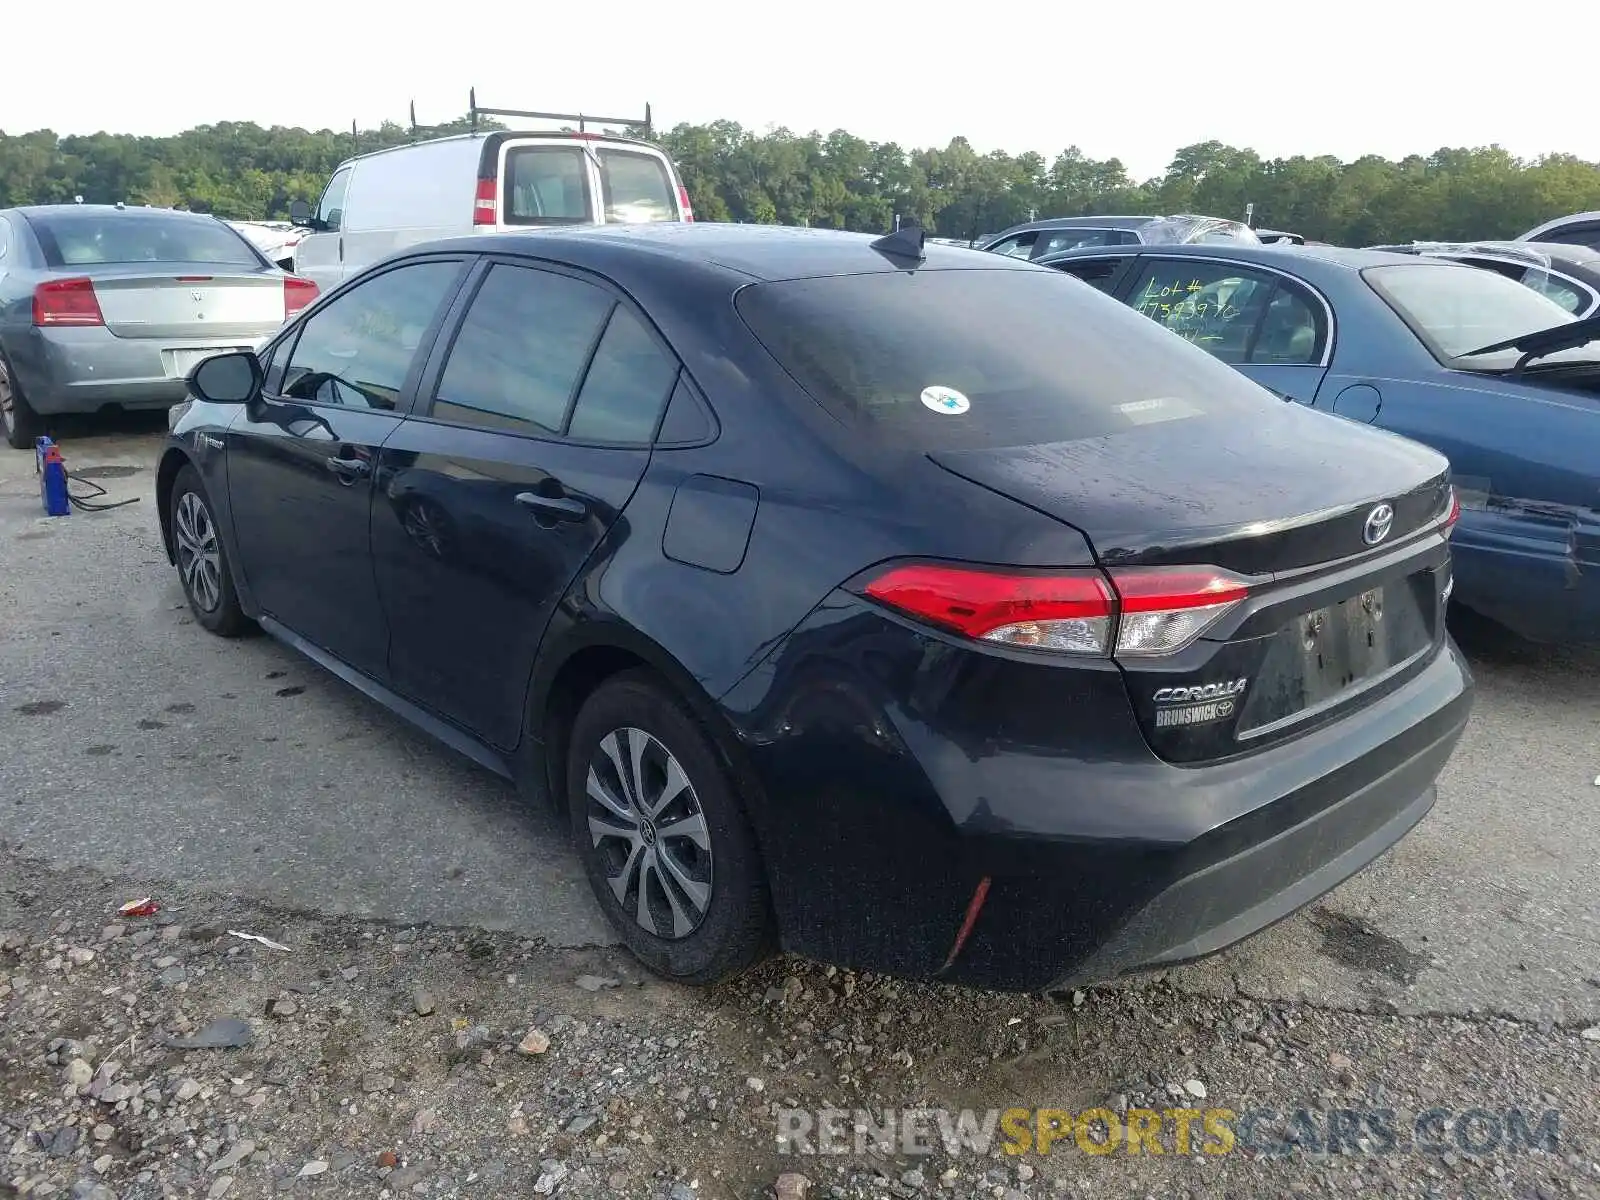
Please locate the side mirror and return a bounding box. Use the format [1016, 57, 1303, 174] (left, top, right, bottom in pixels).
[287, 199, 314, 228]
[189, 351, 263, 405]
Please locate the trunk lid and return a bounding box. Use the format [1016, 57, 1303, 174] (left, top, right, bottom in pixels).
[927, 402, 1450, 574]
[81, 264, 284, 340]
[929, 402, 1455, 764]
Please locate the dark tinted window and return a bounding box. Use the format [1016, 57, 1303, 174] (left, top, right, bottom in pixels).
[1126, 259, 1322, 365]
[433, 264, 613, 434]
[504, 147, 592, 224]
[29, 211, 262, 268]
[736, 268, 1277, 449]
[599, 151, 677, 224]
[656, 377, 715, 444]
[279, 261, 462, 409]
[566, 308, 678, 442]
[1540, 224, 1600, 252]
[1051, 256, 1126, 293]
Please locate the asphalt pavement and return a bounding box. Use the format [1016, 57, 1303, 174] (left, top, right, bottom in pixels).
[2, 419, 1597, 1027]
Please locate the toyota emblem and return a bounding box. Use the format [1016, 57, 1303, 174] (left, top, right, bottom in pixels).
[1363, 503, 1395, 546]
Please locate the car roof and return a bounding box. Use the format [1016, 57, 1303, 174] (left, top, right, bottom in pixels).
[1037, 241, 1429, 271]
[11, 204, 222, 220]
[410, 222, 1040, 284]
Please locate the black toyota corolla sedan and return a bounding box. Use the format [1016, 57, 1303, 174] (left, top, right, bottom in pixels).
[157, 223, 1473, 993]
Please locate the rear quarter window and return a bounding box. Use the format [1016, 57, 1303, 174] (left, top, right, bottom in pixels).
[735, 268, 1281, 450]
[27, 212, 263, 268]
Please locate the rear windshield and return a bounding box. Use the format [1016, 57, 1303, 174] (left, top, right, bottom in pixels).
[28, 211, 263, 268]
[504, 147, 593, 225]
[735, 268, 1279, 449]
[1364, 262, 1582, 364]
[598, 150, 676, 224]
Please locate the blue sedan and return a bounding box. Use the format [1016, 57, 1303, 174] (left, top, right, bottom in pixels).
[1036, 242, 1600, 645]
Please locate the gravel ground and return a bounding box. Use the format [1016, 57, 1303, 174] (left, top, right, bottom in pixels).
[4, 421, 1600, 1199]
[3, 845, 1597, 1200]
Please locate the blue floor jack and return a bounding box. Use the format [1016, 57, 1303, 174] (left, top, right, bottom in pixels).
[36, 436, 70, 516]
[34, 435, 140, 516]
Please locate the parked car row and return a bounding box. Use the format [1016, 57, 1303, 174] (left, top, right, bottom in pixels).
[5, 119, 1587, 996]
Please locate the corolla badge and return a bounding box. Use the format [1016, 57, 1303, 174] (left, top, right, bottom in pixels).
[1363, 502, 1395, 546]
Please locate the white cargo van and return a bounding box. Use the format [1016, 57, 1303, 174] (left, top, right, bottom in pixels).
[288, 100, 692, 293]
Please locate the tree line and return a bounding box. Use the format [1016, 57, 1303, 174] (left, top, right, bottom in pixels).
[2, 114, 1597, 246]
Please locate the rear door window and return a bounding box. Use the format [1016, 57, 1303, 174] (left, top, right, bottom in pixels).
[26, 212, 263, 268]
[431, 263, 614, 434]
[503, 147, 593, 224]
[1126, 259, 1323, 365]
[736, 267, 1277, 450]
[598, 150, 677, 223]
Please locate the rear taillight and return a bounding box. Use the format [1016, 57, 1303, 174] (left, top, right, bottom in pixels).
[1443, 486, 1460, 537]
[677, 184, 694, 222]
[859, 562, 1250, 658]
[283, 276, 318, 320]
[32, 277, 104, 327]
[864, 564, 1115, 654]
[473, 177, 498, 226]
[1106, 567, 1251, 656]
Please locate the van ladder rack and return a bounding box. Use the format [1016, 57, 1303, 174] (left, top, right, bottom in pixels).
[464, 89, 653, 138]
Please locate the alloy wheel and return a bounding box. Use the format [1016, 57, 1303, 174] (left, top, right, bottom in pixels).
[174, 491, 223, 613]
[585, 726, 714, 940]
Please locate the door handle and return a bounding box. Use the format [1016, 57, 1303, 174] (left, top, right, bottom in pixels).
[515, 491, 586, 521]
[325, 455, 370, 478]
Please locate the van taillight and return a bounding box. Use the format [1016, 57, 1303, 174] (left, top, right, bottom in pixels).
[473, 178, 498, 226]
[677, 185, 694, 222]
[283, 276, 319, 320]
[32, 277, 104, 327]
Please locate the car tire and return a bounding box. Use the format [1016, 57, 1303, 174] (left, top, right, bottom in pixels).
[0, 354, 41, 451]
[170, 464, 252, 638]
[567, 670, 774, 985]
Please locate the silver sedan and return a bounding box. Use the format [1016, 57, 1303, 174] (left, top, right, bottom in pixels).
[0, 204, 319, 448]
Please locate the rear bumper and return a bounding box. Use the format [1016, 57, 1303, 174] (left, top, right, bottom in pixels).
[5, 327, 269, 415]
[721, 598, 1473, 993]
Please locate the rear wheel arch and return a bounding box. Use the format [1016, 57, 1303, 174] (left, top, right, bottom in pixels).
[527, 622, 762, 821]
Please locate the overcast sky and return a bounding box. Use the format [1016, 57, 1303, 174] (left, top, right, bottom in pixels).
[5, 0, 1595, 181]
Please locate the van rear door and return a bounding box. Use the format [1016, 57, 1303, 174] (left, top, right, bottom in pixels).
[495, 137, 688, 228]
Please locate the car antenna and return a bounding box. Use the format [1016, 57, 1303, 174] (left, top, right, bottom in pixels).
[870, 216, 926, 264]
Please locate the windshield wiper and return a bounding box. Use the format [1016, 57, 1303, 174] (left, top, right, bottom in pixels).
[1457, 312, 1600, 377]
